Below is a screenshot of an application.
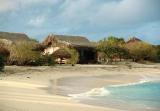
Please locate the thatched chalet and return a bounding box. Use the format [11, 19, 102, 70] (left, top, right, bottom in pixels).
[42, 34, 97, 64]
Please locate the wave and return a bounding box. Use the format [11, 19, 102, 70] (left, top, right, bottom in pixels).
[109, 76, 160, 87]
[69, 76, 160, 99]
[68, 87, 110, 98]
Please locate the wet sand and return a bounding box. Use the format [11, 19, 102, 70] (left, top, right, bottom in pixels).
[0, 64, 160, 111]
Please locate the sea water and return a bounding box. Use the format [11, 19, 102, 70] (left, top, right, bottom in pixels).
[69, 80, 160, 111]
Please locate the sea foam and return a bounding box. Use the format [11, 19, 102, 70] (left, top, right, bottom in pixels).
[68, 87, 110, 98]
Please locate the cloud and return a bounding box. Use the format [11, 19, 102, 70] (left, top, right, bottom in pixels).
[0, 0, 61, 13]
[28, 15, 46, 27]
[57, 0, 160, 29]
[0, 0, 160, 44]
[0, 0, 17, 12]
[134, 21, 160, 44]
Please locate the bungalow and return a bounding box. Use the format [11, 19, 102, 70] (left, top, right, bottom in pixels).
[42, 34, 97, 64]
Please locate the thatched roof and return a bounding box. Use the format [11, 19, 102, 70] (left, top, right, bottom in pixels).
[126, 37, 141, 44]
[0, 32, 30, 42]
[43, 34, 95, 47]
[53, 48, 71, 58]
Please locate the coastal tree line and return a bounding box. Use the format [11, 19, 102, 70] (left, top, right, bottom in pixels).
[97, 36, 159, 63]
[0, 36, 160, 71]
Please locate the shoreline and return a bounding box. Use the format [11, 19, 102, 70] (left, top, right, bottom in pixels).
[0, 65, 160, 111]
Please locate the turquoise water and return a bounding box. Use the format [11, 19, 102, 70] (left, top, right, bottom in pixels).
[70, 81, 160, 111]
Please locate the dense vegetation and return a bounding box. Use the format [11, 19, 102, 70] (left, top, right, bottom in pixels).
[0, 33, 160, 69]
[126, 41, 157, 62]
[97, 36, 129, 63]
[0, 55, 5, 71]
[97, 36, 159, 63]
[1, 40, 55, 66]
[156, 45, 160, 62]
[67, 48, 79, 65]
[0, 42, 10, 71]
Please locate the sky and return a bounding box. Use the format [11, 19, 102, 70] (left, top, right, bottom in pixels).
[0, 0, 160, 44]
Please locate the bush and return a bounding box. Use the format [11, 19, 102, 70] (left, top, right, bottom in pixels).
[33, 55, 55, 66]
[5, 41, 55, 66]
[6, 41, 40, 65]
[156, 46, 160, 62]
[67, 48, 79, 65]
[0, 44, 10, 71]
[0, 55, 5, 71]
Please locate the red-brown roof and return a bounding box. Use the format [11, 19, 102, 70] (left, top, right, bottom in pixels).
[126, 37, 141, 44]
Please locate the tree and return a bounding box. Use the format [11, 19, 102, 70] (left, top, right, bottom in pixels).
[107, 36, 125, 46]
[97, 36, 128, 63]
[126, 41, 157, 62]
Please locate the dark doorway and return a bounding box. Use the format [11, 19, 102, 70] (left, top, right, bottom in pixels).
[76, 47, 97, 64]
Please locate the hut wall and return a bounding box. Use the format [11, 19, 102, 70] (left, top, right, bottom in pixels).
[43, 47, 60, 55]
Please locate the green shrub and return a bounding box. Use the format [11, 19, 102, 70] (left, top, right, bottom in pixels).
[47, 55, 55, 66]
[67, 48, 79, 65]
[0, 43, 10, 71]
[97, 36, 128, 63]
[34, 55, 55, 66]
[156, 46, 160, 62]
[0, 55, 5, 71]
[6, 41, 41, 65]
[6, 41, 56, 66]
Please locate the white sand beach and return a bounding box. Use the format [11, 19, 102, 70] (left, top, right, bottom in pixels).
[0, 64, 160, 111]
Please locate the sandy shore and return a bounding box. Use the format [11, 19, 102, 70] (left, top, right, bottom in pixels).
[0, 64, 160, 111]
